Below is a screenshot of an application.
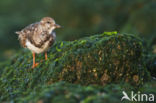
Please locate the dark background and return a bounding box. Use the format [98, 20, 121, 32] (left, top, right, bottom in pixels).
[0, 0, 155, 61]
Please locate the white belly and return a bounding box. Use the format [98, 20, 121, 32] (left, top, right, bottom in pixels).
[26, 39, 50, 54]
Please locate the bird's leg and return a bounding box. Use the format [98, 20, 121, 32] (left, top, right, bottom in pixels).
[45, 52, 48, 60]
[32, 52, 39, 68]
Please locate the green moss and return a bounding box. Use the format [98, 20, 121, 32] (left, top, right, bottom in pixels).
[3, 81, 155, 103]
[146, 54, 156, 77]
[102, 31, 118, 36]
[0, 33, 152, 102]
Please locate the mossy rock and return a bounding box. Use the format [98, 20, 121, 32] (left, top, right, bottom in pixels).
[0, 32, 151, 102]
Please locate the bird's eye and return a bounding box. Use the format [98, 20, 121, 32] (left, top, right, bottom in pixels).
[47, 21, 51, 24]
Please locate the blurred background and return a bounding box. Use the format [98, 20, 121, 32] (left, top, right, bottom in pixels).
[0, 0, 155, 62]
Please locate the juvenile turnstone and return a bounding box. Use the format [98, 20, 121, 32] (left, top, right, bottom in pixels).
[16, 17, 61, 68]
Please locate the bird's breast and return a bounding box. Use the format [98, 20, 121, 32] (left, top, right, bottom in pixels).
[26, 36, 54, 54]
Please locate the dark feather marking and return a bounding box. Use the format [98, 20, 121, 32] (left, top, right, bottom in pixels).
[28, 32, 54, 48]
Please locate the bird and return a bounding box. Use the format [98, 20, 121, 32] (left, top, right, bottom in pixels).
[16, 17, 61, 68]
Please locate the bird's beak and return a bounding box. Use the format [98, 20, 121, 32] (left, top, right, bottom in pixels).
[54, 24, 61, 28]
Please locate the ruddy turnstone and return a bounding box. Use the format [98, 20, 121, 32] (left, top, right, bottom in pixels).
[16, 17, 61, 68]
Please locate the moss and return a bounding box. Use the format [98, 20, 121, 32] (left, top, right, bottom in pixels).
[3, 81, 155, 103]
[16, 81, 128, 103]
[146, 54, 156, 77]
[102, 31, 118, 36]
[0, 33, 151, 102]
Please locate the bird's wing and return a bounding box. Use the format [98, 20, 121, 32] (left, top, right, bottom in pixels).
[16, 22, 40, 47]
[33, 31, 54, 48]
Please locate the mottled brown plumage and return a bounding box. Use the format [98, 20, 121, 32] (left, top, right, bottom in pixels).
[16, 17, 61, 68]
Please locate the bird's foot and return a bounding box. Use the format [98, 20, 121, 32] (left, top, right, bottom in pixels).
[32, 63, 39, 69]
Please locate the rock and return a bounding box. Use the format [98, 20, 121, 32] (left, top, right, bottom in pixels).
[0, 32, 151, 102]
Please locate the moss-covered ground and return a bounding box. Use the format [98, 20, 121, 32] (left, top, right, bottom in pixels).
[0, 32, 155, 103]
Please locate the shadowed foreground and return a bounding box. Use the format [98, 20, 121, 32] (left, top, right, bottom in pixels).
[0, 32, 155, 103]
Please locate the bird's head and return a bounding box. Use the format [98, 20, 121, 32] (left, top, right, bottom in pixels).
[40, 17, 61, 33]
